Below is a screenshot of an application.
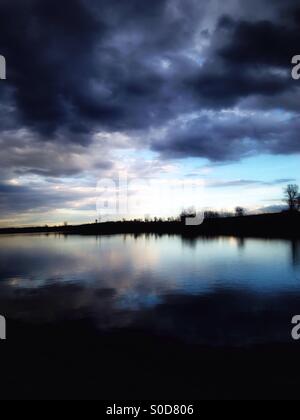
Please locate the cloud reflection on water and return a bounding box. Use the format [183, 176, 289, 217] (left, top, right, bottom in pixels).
[0, 234, 300, 346]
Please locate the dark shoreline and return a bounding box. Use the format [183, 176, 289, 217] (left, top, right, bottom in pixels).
[1, 212, 300, 239]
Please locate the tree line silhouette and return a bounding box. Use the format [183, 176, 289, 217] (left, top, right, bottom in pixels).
[0, 184, 299, 238]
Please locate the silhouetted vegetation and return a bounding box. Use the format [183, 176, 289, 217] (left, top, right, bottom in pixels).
[285, 184, 300, 212]
[235, 207, 245, 217]
[0, 211, 299, 239]
[1, 185, 300, 238]
[204, 211, 221, 219]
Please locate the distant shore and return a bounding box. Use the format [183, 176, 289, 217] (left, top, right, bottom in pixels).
[1, 212, 300, 239]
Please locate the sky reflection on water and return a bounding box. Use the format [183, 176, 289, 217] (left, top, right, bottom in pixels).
[0, 234, 300, 346]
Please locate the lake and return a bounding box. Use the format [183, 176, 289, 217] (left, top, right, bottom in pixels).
[1, 234, 300, 347]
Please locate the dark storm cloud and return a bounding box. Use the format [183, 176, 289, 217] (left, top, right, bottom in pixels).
[0, 0, 299, 196]
[0, 0, 203, 139]
[0, 0, 295, 141]
[149, 0, 300, 162]
[0, 0, 106, 137]
[217, 16, 298, 68]
[153, 112, 300, 161]
[185, 11, 299, 109]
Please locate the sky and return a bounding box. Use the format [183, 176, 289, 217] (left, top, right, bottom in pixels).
[0, 0, 299, 226]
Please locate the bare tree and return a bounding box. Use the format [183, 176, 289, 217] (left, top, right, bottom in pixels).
[235, 207, 245, 217]
[285, 184, 299, 212]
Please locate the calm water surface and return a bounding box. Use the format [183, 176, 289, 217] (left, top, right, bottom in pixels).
[1, 234, 300, 346]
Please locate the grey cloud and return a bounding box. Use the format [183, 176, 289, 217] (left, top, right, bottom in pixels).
[152, 112, 300, 161]
[0, 182, 81, 214]
[208, 178, 296, 188]
[0, 0, 298, 145]
[0, 130, 114, 181]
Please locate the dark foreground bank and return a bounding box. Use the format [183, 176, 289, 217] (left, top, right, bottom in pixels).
[0, 318, 300, 400]
[0, 212, 300, 239]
